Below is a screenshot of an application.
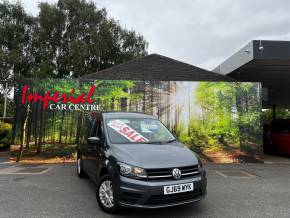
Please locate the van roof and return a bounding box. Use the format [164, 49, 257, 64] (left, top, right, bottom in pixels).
[100, 111, 157, 119]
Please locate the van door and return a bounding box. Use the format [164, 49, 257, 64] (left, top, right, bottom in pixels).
[78, 115, 91, 172]
[87, 119, 103, 182]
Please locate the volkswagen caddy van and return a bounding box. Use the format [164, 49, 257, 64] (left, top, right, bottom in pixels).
[77, 112, 207, 213]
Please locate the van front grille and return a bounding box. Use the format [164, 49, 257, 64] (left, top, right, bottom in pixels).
[145, 165, 201, 180]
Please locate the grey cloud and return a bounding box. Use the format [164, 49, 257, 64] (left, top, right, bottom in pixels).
[19, 0, 290, 70]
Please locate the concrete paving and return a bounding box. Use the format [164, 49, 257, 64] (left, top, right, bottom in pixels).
[0, 162, 290, 218]
[0, 164, 52, 175]
[264, 154, 290, 164]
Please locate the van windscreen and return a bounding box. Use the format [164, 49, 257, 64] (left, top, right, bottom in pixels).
[105, 118, 175, 144]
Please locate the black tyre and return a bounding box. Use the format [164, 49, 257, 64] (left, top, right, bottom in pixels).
[77, 153, 87, 178]
[96, 175, 119, 213]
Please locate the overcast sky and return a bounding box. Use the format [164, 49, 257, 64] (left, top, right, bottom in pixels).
[18, 0, 290, 70]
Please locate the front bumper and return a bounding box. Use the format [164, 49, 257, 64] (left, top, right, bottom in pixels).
[115, 171, 207, 209]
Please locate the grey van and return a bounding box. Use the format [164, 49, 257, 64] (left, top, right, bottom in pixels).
[77, 112, 207, 213]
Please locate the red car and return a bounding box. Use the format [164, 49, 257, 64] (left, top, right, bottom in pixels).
[266, 119, 290, 156]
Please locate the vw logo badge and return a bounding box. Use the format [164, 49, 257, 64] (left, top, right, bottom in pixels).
[172, 168, 181, 179]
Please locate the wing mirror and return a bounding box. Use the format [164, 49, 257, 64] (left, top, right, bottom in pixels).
[87, 137, 100, 145]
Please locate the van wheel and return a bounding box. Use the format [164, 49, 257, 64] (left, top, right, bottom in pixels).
[96, 175, 119, 213]
[77, 154, 87, 178]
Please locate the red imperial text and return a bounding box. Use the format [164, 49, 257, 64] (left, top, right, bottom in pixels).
[21, 85, 96, 109]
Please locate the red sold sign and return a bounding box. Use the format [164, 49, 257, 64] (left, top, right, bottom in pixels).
[107, 120, 149, 143]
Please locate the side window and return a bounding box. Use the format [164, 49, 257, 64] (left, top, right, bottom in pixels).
[79, 115, 90, 145]
[90, 119, 103, 140]
[89, 120, 96, 137]
[96, 122, 103, 139]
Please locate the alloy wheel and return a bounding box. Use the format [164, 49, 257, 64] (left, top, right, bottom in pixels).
[99, 180, 114, 208]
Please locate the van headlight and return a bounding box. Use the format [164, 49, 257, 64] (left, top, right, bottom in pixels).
[117, 162, 147, 179]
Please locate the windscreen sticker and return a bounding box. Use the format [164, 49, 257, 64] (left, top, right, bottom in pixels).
[141, 122, 158, 133]
[107, 119, 149, 143]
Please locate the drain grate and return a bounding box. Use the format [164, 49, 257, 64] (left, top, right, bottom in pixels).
[216, 170, 257, 178]
[15, 168, 48, 173]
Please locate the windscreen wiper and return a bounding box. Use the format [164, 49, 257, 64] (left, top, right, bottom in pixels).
[141, 139, 177, 144]
[143, 141, 163, 144]
[166, 139, 177, 143]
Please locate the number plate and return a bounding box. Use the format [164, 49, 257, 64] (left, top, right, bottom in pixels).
[164, 183, 194, 195]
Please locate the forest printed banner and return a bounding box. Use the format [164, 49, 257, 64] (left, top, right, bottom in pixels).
[12, 79, 263, 163]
